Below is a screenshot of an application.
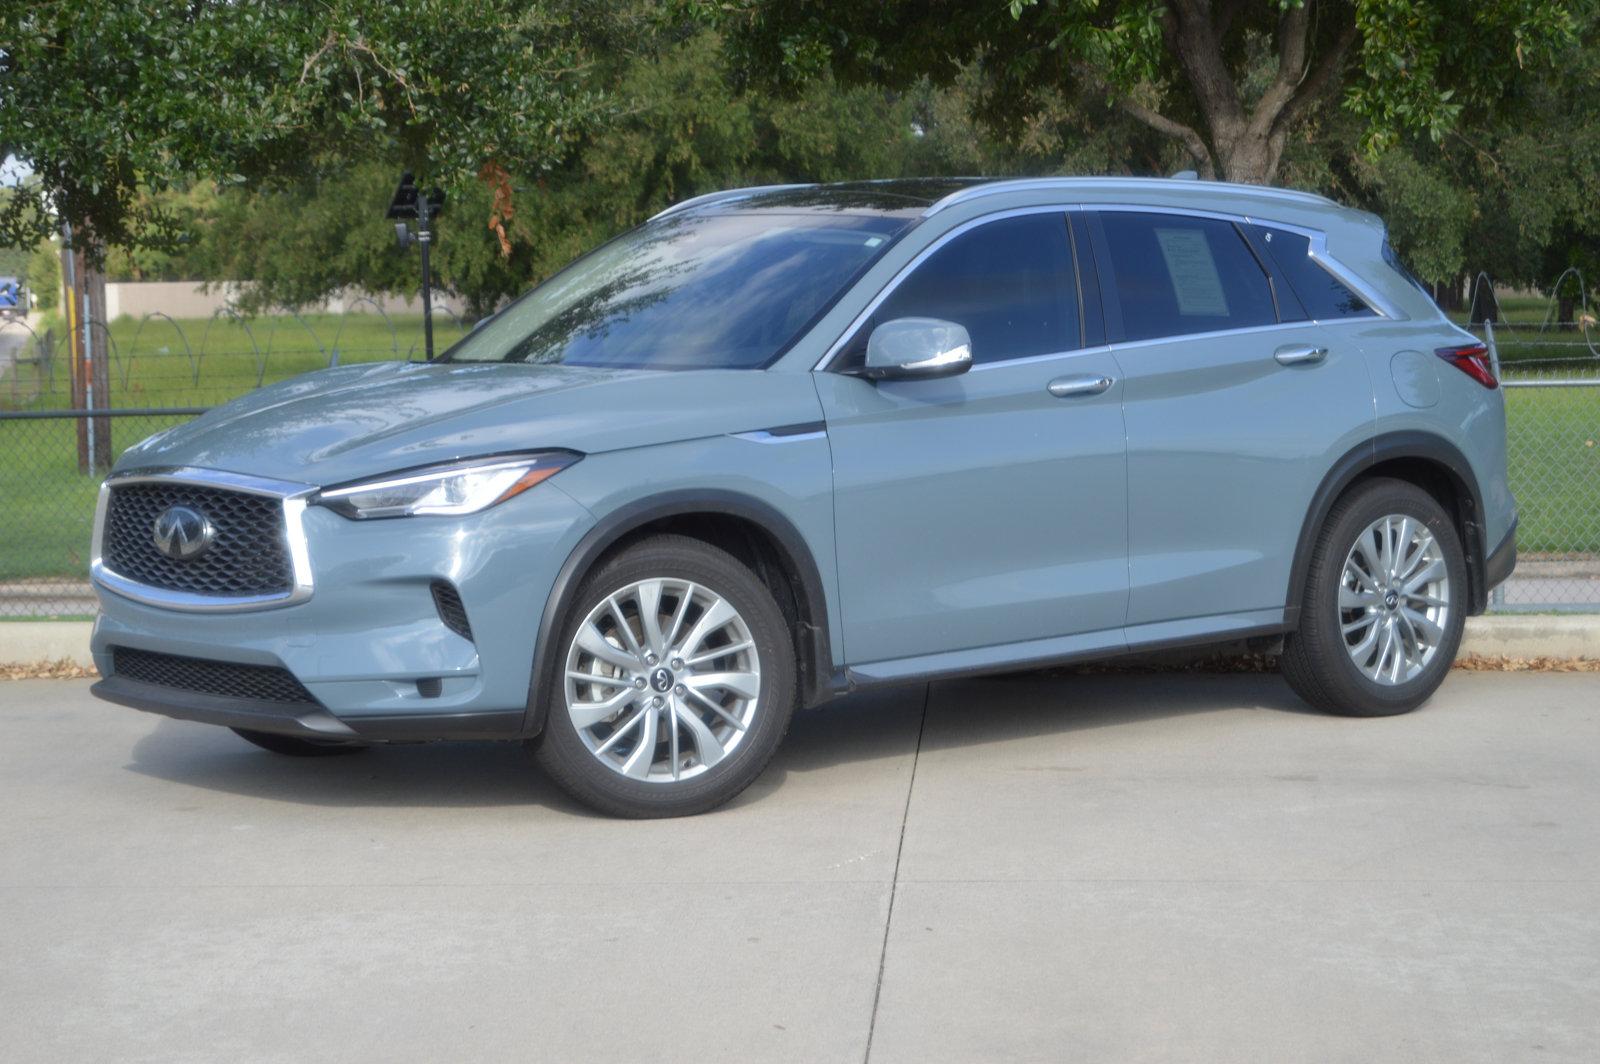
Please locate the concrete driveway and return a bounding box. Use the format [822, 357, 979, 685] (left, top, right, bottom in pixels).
[2, 671, 1596, 1063]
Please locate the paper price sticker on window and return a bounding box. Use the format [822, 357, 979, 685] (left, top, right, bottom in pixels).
[1154, 227, 1230, 317]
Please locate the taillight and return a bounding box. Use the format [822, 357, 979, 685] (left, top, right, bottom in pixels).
[1436, 343, 1497, 389]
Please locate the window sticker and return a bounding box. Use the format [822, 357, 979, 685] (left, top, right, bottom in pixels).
[1154, 227, 1229, 317]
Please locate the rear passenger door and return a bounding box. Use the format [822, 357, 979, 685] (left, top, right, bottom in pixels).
[1084, 209, 1377, 633]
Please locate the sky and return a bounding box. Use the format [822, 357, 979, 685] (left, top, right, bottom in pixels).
[1, 155, 32, 186]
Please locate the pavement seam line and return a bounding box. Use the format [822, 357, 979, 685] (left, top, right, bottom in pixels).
[862, 681, 931, 1064]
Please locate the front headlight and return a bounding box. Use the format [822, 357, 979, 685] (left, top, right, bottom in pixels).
[315, 453, 578, 519]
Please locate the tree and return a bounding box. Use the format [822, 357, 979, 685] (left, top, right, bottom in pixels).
[156, 30, 954, 318]
[0, 1, 609, 257]
[708, 0, 1583, 184]
[26, 239, 60, 310]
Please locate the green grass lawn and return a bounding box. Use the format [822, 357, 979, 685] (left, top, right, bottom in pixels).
[1504, 386, 1600, 556]
[1449, 295, 1600, 375]
[1, 413, 195, 582]
[2, 311, 470, 583]
[3, 311, 471, 411]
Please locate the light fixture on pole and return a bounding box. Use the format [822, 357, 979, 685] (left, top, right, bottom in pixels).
[389, 172, 447, 361]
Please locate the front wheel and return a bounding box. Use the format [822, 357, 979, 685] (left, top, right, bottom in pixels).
[1282, 478, 1468, 717]
[533, 534, 797, 818]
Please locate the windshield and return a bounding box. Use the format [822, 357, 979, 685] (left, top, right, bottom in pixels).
[442, 211, 910, 370]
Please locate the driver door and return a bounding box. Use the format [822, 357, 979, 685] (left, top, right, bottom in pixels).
[814, 210, 1129, 670]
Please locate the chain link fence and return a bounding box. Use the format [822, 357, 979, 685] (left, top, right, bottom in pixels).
[1, 297, 1596, 619]
[1476, 308, 1600, 611]
[1, 308, 469, 619]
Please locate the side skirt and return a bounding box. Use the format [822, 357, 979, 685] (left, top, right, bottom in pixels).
[839, 608, 1291, 693]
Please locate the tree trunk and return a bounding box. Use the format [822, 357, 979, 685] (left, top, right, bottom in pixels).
[1558, 294, 1576, 324]
[61, 233, 112, 474]
[1216, 131, 1283, 185]
[1434, 277, 1465, 314]
[1151, 1, 1358, 185]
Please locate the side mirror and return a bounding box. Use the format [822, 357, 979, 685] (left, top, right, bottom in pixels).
[857, 317, 973, 382]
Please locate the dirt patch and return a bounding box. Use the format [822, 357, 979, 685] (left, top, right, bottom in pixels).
[2, 654, 1596, 683]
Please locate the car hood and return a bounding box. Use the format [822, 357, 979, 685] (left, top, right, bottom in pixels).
[116, 360, 825, 486]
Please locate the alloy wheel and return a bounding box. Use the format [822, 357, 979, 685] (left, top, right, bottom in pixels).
[563, 577, 761, 783]
[1338, 514, 1451, 685]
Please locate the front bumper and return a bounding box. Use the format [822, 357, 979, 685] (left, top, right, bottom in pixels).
[90, 476, 595, 740]
[92, 672, 361, 740]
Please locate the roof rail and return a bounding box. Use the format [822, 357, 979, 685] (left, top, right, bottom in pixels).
[922, 177, 1337, 217]
[650, 184, 816, 221]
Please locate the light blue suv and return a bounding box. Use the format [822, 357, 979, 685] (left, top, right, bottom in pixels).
[90, 177, 1517, 816]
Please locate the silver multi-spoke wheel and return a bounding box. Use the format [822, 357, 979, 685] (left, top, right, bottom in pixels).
[563, 577, 761, 783]
[1338, 514, 1451, 685]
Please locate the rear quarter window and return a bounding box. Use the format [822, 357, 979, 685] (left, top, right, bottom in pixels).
[1251, 226, 1375, 321]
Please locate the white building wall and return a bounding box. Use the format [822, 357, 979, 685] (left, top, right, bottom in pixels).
[103, 282, 469, 321]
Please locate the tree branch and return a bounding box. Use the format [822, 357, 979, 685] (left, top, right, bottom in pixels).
[1212, 0, 1247, 38]
[1246, 1, 1312, 140]
[1162, 1, 1242, 130]
[1072, 60, 1215, 177]
[1272, 20, 1360, 135]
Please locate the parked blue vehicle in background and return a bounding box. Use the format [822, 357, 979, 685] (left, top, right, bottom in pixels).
[90, 177, 1516, 817]
[0, 276, 23, 318]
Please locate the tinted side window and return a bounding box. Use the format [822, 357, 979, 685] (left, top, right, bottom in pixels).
[1096, 212, 1277, 342]
[1253, 226, 1374, 320]
[849, 213, 1078, 366]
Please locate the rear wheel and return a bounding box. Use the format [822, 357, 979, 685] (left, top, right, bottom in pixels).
[533, 534, 797, 818]
[1282, 478, 1467, 716]
[230, 728, 368, 756]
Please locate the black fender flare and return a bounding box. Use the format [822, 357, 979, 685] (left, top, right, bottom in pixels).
[1285, 430, 1489, 624]
[521, 490, 835, 736]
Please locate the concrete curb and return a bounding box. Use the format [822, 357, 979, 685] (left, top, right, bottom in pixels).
[3, 615, 1598, 672]
[1459, 614, 1600, 661]
[2, 622, 95, 668]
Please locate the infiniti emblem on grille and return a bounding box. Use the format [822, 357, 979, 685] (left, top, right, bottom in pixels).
[151, 506, 215, 561]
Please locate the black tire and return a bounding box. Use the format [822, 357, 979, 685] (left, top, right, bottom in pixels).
[1282, 477, 1468, 716]
[230, 728, 368, 756]
[533, 534, 798, 818]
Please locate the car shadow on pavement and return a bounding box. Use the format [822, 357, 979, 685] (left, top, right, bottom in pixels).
[914, 669, 1321, 756]
[125, 723, 605, 813]
[123, 670, 1317, 812]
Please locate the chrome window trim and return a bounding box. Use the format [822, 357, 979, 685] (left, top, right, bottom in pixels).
[1089, 204, 1403, 322]
[814, 201, 1404, 374]
[812, 205, 1077, 373]
[968, 345, 1113, 373]
[1241, 213, 1406, 321]
[90, 466, 317, 613]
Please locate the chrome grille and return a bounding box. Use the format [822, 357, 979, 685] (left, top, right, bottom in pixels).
[111, 646, 318, 705]
[103, 482, 292, 596]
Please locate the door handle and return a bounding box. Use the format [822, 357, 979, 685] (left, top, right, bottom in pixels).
[1047, 374, 1115, 398]
[1274, 344, 1328, 366]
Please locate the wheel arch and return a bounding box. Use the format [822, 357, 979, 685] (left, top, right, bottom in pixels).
[522, 490, 835, 736]
[1287, 431, 1490, 624]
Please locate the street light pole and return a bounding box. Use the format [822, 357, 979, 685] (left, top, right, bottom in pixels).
[388, 172, 446, 362]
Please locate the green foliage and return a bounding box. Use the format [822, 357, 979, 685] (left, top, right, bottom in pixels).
[165, 30, 959, 318]
[26, 240, 60, 310]
[0, 1, 607, 257]
[705, 0, 1582, 182]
